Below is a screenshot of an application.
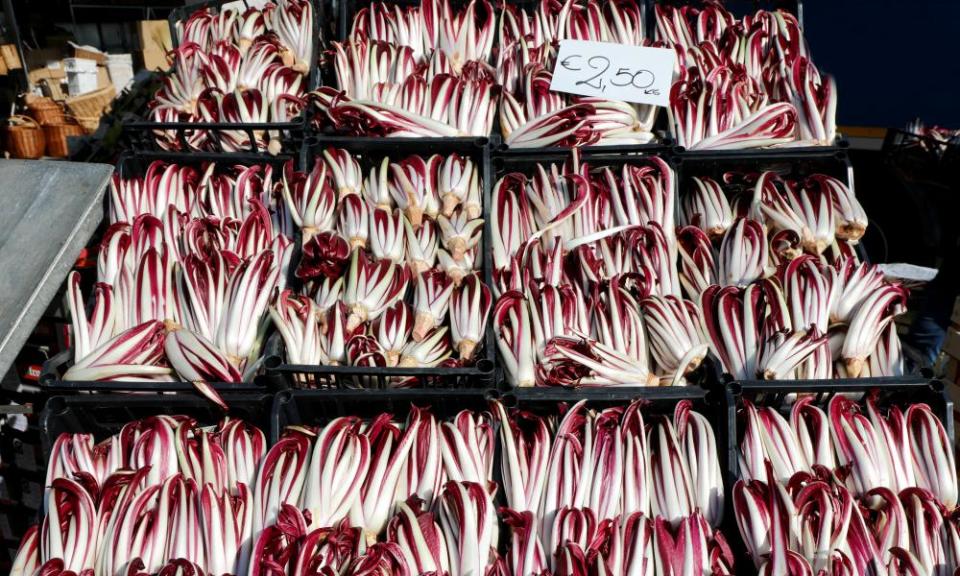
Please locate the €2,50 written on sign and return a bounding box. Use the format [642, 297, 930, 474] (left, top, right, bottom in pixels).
[549, 40, 676, 108]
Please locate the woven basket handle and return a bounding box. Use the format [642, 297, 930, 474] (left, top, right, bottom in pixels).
[8, 114, 40, 129]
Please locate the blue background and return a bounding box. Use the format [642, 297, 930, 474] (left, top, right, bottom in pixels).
[804, 0, 960, 128]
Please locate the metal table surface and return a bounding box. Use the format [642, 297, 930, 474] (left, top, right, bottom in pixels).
[0, 159, 113, 380]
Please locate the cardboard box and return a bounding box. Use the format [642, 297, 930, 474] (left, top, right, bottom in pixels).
[28, 65, 66, 85]
[69, 42, 107, 65]
[139, 47, 170, 72]
[65, 58, 99, 95]
[0, 44, 22, 70]
[137, 20, 172, 53]
[24, 47, 61, 70]
[97, 65, 110, 89]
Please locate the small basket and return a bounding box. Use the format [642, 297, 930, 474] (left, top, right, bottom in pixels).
[76, 115, 101, 133]
[28, 97, 65, 125]
[65, 85, 115, 119]
[43, 115, 84, 158]
[6, 115, 46, 159]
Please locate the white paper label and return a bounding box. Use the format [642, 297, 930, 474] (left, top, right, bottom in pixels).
[549, 40, 675, 107]
[877, 263, 939, 283]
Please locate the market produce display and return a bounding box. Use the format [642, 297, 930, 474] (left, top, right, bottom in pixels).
[252, 405, 498, 574]
[497, 0, 655, 148]
[490, 149, 895, 386]
[270, 147, 493, 381]
[13, 416, 267, 576]
[13, 399, 743, 576]
[492, 152, 684, 387]
[310, 0, 498, 137]
[678, 172, 867, 266]
[699, 263, 906, 382]
[309, 0, 658, 146]
[64, 160, 295, 405]
[656, 2, 836, 150]
[734, 394, 958, 574]
[62, 151, 494, 394]
[495, 399, 733, 575]
[148, 0, 316, 152]
[11, 0, 958, 575]
[679, 168, 902, 380]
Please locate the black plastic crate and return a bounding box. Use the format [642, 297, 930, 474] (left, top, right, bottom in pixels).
[882, 128, 960, 187]
[270, 387, 495, 442]
[720, 376, 951, 576]
[724, 377, 954, 488]
[40, 346, 270, 394]
[329, 0, 667, 146]
[300, 135, 490, 165]
[671, 144, 873, 261]
[308, 83, 500, 145]
[672, 141, 850, 166]
[308, 127, 500, 150]
[262, 136, 496, 389]
[112, 149, 301, 177]
[40, 152, 299, 396]
[494, 138, 674, 158]
[124, 0, 325, 155]
[491, 148, 722, 392]
[503, 382, 717, 410]
[665, 125, 841, 160]
[270, 386, 726, 518]
[671, 145, 854, 219]
[502, 385, 728, 513]
[500, 386, 726, 470]
[324, 0, 497, 141]
[122, 118, 311, 156]
[493, 144, 674, 175]
[40, 392, 274, 461]
[491, 145, 679, 225]
[503, 383, 737, 572]
[652, 0, 822, 155]
[270, 387, 508, 539]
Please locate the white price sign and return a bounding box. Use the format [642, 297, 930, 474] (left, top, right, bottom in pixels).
[549, 40, 676, 108]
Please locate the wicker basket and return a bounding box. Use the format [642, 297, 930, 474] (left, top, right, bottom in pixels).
[6, 115, 46, 159]
[43, 115, 84, 158]
[65, 85, 115, 118]
[76, 115, 101, 133]
[28, 97, 65, 125]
